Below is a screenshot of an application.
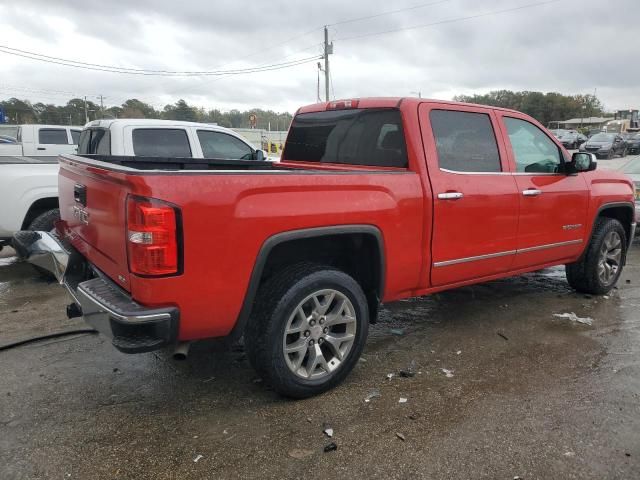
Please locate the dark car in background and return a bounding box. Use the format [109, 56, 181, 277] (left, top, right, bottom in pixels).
[559, 131, 587, 149]
[580, 132, 627, 159]
[623, 132, 640, 155]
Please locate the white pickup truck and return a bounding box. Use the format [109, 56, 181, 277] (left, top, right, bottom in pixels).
[0, 125, 83, 251]
[0, 124, 82, 157]
[78, 119, 266, 160]
[0, 120, 265, 251]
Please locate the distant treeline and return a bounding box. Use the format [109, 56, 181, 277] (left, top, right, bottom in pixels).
[0, 97, 293, 130]
[453, 90, 607, 126]
[1, 90, 607, 129]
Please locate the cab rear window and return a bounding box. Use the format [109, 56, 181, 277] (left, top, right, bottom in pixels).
[78, 128, 111, 155]
[283, 108, 408, 168]
[132, 129, 192, 157]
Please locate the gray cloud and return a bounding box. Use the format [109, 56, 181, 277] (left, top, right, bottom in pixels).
[2, 0, 639, 113]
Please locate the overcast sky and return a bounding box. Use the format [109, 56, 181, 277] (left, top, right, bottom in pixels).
[1, 0, 638, 114]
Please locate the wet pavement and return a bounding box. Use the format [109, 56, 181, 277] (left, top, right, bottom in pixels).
[1, 244, 639, 479]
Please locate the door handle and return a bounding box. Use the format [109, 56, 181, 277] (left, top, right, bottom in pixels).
[37, 147, 46, 151]
[437, 192, 464, 200]
[522, 189, 542, 196]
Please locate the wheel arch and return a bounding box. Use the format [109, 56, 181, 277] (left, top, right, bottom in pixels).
[21, 197, 59, 230]
[231, 225, 386, 339]
[582, 202, 635, 264]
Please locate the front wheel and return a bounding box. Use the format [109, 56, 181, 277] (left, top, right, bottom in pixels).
[566, 217, 627, 294]
[245, 263, 369, 398]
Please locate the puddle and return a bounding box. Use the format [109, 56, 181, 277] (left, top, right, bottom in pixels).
[0, 256, 18, 267]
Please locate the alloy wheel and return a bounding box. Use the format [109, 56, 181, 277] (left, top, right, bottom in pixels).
[282, 289, 357, 380]
[598, 230, 622, 285]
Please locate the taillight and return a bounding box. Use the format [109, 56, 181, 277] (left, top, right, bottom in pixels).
[326, 99, 359, 110]
[126, 196, 180, 276]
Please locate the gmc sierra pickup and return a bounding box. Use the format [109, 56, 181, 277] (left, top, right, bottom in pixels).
[13, 97, 636, 398]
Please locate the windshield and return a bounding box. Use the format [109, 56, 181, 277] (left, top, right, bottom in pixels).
[590, 133, 615, 142]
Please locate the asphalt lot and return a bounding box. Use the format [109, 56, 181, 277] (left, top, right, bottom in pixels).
[1, 156, 639, 479]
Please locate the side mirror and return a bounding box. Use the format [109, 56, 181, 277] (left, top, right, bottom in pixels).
[254, 149, 265, 161]
[569, 152, 597, 173]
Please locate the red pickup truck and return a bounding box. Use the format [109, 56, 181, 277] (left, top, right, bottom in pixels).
[14, 98, 636, 398]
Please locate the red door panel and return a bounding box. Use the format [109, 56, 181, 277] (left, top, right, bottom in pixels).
[497, 113, 590, 268]
[419, 104, 520, 287]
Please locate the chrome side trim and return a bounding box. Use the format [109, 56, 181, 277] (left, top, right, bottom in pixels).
[517, 239, 583, 254]
[439, 168, 563, 176]
[433, 249, 517, 267]
[433, 239, 583, 268]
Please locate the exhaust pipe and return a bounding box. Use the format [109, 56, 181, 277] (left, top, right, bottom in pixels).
[172, 341, 191, 360]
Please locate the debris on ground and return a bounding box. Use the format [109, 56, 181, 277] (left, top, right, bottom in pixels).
[386, 373, 395, 380]
[399, 360, 417, 378]
[399, 397, 408, 403]
[456, 350, 462, 355]
[497, 332, 509, 341]
[323, 424, 333, 438]
[395, 432, 406, 441]
[408, 413, 421, 420]
[288, 449, 314, 459]
[364, 389, 381, 403]
[553, 312, 594, 326]
[441, 368, 454, 378]
[563, 451, 575, 457]
[324, 442, 338, 453]
[389, 328, 405, 336]
[193, 454, 204, 463]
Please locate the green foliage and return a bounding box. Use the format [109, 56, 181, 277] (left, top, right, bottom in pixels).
[0, 97, 293, 130]
[452, 90, 606, 125]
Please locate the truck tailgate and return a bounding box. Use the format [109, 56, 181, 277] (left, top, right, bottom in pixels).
[58, 157, 132, 291]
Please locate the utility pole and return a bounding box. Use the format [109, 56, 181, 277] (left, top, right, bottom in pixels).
[98, 95, 105, 119]
[317, 62, 323, 102]
[323, 26, 333, 102]
[83, 96, 88, 123]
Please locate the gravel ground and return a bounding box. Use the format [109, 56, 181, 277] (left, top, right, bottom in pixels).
[1, 238, 639, 479]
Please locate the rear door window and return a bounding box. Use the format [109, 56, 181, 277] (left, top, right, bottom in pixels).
[70, 130, 81, 145]
[197, 130, 254, 159]
[132, 129, 192, 157]
[78, 128, 111, 155]
[283, 108, 408, 168]
[39, 128, 69, 145]
[430, 110, 501, 172]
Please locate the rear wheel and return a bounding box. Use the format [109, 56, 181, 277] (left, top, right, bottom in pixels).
[621, 147, 628, 157]
[27, 208, 60, 278]
[566, 217, 626, 294]
[245, 263, 369, 398]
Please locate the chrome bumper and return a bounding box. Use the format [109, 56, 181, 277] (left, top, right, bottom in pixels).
[12, 231, 179, 353]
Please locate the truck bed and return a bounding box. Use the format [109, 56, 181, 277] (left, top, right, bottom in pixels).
[80, 154, 277, 171]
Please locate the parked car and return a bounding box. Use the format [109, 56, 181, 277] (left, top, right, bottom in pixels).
[14, 98, 635, 398]
[0, 156, 59, 253]
[78, 119, 266, 160]
[623, 132, 640, 155]
[0, 124, 82, 157]
[579, 132, 627, 159]
[558, 130, 587, 150]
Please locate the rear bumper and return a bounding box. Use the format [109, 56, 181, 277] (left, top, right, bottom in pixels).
[11, 231, 179, 353]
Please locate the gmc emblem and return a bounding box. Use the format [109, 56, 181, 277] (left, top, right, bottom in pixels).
[72, 205, 89, 225]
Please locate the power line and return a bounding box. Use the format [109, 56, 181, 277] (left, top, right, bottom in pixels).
[334, 0, 564, 42]
[328, 0, 451, 27]
[0, 46, 322, 76]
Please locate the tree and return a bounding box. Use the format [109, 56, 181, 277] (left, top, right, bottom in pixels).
[453, 90, 607, 125]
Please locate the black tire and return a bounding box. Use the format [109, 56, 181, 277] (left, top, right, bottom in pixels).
[27, 208, 60, 278]
[566, 217, 627, 294]
[621, 147, 628, 158]
[244, 263, 369, 398]
[27, 208, 60, 232]
[607, 149, 614, 160]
